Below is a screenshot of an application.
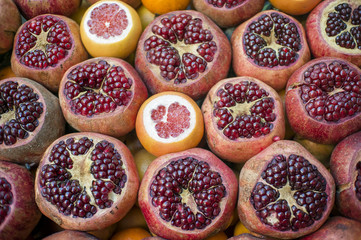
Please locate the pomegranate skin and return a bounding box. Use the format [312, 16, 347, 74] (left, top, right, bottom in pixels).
[0, 0, 21, 54]
[192, 0, 265, 28]
[285, 57, 361, 145]
[238, 140, 335, 239]
[0, 160, 42, 240]
[228, 233, 268, 240]
[231, 10, 311, 91]
[138, 148, 238, 240]
[306, 0, 361, 67]
[43, 230, 99, 240]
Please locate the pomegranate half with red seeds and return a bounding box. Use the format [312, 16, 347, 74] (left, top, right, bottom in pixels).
[306, 0, 361, 67]
[192, 0, 265, 28]
[34, 132, 139, 231]
[0, 77, 65, 164]
[0, 160, 42, 240]
[59, 57, 148, 138]
[135, 10, 231, 100]
[138, 148, 238, 240]
[231, 10, 311, 91]
[201, 76, 285, 163]
[11, 14, 88, 92]
[238, 140, 335, 239]
[285, 57, 361, 144]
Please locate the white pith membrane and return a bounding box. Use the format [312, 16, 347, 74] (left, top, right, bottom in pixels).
[142, 94, 197, 143]
[83, 1, 133, 43]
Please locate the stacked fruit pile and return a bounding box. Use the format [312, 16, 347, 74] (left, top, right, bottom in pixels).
[1, 0, 361, 239]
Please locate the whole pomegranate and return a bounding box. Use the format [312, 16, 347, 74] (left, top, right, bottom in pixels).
[0, 160, 42, 240]
[228, 233, 268, 240]
[135, 10, 231, 100]
[306, 0, 361, 67]
[11, 14, 88, 92]
[238, 140, 335, 239]
[34, 132, 139, 231]
[201, 76, 285, 163]
[43, 230, 99, 240]
[285, 57, 361, 144]
[138, 148, 238, 240]
[0, 0, 21, 54]
[231, 10, 311, 91]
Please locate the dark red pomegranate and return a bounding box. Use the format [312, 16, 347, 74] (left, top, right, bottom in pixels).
[238, 140, 335, 239]
[0, 160, 42, 240]
[43, 230, 99, 240]
[58, 57, 148, 138]
[192, 0, 265, 28]
[231, 10, 311, 91]
[285, 57, 361, 144]
[306, 0, 361, 67]
[138, 148, 238, 240]
[135, 10, 231, 100]
[0, 0, 21, 54]
[34, 132, 139, 231]
[0, 77, 65, 165]
[201, 76, 285, 163]
[11, 14, 88, 92]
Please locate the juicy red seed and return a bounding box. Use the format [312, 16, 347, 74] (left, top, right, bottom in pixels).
[207, 0, 245, 8]
[256, 200, 293, 231]
[355, 162, 361, 201]
[0, 177, 13, 225]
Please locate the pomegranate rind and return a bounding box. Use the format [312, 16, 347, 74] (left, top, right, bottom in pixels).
[227, 233, 266, 240]
[231, 10, 311, 91]
[0, 77, 65, 164]
[330, 131, 361, 221]
[138, 148, 238, 240]
[59, 57, 148, 138]
[134, 10, 232, 100]
[193, 0, 265, 28]
[35, 132, 140, 231]
[11, 14, 89, 93]
[201, 76, 285, 163]
[0, 160, 42, 240]
[0, 0, 21, 54]
[238, 140, 335, 239]
[285, 57, 361, 144]
[43, 230, 100, 240]
[306, 0, 361, 67]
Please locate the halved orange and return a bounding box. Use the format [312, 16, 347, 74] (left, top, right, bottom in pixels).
[136, 91, 204, 157]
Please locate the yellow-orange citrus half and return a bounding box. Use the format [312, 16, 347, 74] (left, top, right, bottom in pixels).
[136, 91, 204, 157]
[110, 227, 151, 240]
[80, 0, 142, 58]
[141, 0, 191, 15]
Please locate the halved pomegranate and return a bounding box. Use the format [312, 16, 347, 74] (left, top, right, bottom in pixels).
[59, 57, 148, 138]
[0, 77, 65, 164]
[238, 140, 335, 239]
[201, 76, 285, 163]
[285, 57, 361, 144]
[138, 148, 238, 240]
[34, 132, 139, 231]
[231, 10, 311, 91]
[135, 10, 231, 100]
[11, 14, 88, 92]
[306, 0, 361, 67]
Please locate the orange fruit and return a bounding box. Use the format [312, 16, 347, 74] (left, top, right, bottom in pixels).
[80, 0, 142, 58]
[0, 66, 16, 80]
[141, 0, 190, 15]
[136, 91, 204, 157]
[269, 0, 322, 15]
[136, 4, 156, 31]
[110, 227, 151, 240]
[234, 221, 251, 236]
[134, 148, 157, 181]
[205, 231, 228, 240]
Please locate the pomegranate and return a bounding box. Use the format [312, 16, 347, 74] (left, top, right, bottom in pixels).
[43, 230, 100, 240]
[192, 0, 265, 28]
[11, 14, 88, 92]
[228, 233, 268, 240]
[0, 160, 42, 240]
[306, 0, 361, 67]
[201, 76, 285, 163]
[138, 148, 238, 240]
[87, 0, 141, 9]
[329, 131, 361, 222]
[34, 132, 139, 231]
[58, 57, 148, 138]
[135, 10, 231, 100]
[0, 77, 65, 165]
[238, 140, 335, 239]
[285, 57, 361, 144]
[0, 0, 21, 54]
[231, 10, 311, 91]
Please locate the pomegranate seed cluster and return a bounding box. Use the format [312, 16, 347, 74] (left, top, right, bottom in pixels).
[0, 81, 43, 145]
[64, 60, 133, 116]
[251, 154, 328, 231]
[150, 157, 226, 230]
[39, 137, 127, 218]
[15, 15, 72, 68]
[207, 0, 245, 9]
[299, 61, 361, 121]
[356, 162, 361, 201]
[0, 178, 13, 225]
[213, 81, 276, 140]
[144, 13, 217, 84]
